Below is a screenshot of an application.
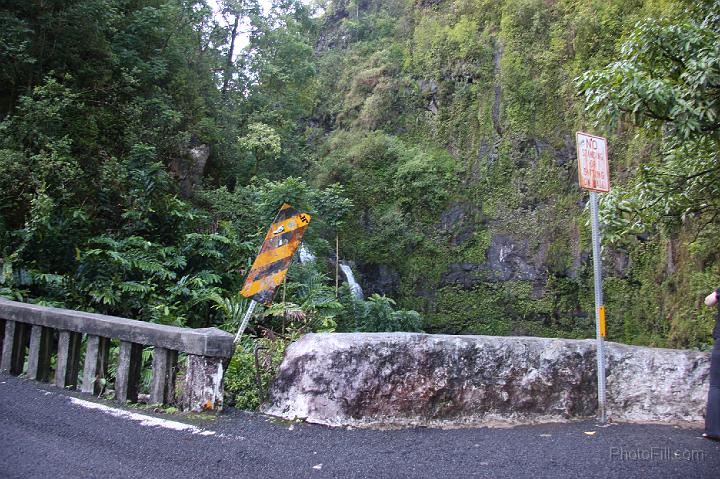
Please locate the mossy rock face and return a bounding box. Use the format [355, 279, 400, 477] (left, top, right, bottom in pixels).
[307, 0, 720, 349]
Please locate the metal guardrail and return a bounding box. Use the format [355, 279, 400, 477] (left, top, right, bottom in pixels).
[0, 298, 234, 411]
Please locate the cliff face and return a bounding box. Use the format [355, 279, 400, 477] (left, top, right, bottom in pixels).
[264, 333, 709, 427]
[306, 0, 718, 348]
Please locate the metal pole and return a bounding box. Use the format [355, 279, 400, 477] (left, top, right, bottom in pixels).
[234, 300, 257, 344]
[589, 192, 607, 423]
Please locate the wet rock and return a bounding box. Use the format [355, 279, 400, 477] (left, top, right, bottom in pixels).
[435, 201, 476, 247]
[468, 140, 500, 183]
[483, 234, 541, 282]
[610, 248, 630, 277]
[169, 143, 210, 197]
[418, 79, 439, 114]
[441, 263, 483, 288]
[440, 233, 543, 288]
[264, 333, 709, 427]
[491, 40, 503, 136]
[417, 79, 438, 96]
[569, 251, 590, 280]
[417, 0, 445, 7]
[358, 263, 400, 297]
[555, 134, 576, 167]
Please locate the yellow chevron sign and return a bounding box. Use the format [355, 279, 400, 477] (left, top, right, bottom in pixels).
[240, 203, 311, 305]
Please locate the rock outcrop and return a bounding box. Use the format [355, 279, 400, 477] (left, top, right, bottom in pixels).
[169, 143, 210, 197]
[263, 333, 709, 428]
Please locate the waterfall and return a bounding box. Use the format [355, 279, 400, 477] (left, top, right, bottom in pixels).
[299, 243, 316, 264]
[340, 263, 364, 300]
[297, 244, 362, 299]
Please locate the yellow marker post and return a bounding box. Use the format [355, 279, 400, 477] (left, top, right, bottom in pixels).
[599, 305, 606, 338]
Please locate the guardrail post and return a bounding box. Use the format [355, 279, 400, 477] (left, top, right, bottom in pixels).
[0, 320, 13, 372]
[1, 320, 30, 374]
[0, 318, 5, 362]
[150, 347, 178, 405]
[82, 335, 110, 395]
[116, 341, 142, 403]
[167, 350, 178, 404]
[56, 331, 82, 389]
[27, 325, 52, 382]
[181, 354, 227, 412]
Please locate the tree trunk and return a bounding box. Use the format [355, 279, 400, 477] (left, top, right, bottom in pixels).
[222, 15, 240, 96]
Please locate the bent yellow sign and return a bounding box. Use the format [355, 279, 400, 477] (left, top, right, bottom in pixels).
[240, 203, 311, 305]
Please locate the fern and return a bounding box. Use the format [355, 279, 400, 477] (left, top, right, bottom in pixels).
[119, 281, 153, 294]
[210, 293, 250, 332]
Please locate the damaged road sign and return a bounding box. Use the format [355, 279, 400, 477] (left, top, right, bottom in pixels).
[240, 203, 311, 305]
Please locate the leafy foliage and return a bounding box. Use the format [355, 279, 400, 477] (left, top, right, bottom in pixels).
[224, 336, 288, 410]
[238, 122, 282, 177]
[335, 291, 423, 333]
[578, 0, 720, 237]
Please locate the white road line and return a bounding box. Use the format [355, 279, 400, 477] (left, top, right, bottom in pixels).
[68, 397, 216, 436]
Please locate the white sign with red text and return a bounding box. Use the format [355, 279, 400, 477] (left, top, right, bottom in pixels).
[576, 132, 610, 192]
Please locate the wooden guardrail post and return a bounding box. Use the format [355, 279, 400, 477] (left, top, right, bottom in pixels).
[116, 341, 142, 403]
[1, 320, 30, 375]
[27, 325, 52, 382]
[55, 330, 82, 389]
[82, 335, 110, 395]
[150, 347, 177, 405]
[0, 320, 13, 372]
[181, 354, 229, 412]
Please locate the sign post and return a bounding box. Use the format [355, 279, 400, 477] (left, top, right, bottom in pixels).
[235, 203, 311, 343]
[576, 131, 610, 424]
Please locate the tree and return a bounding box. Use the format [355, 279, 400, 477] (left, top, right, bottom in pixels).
[241, 1, 317, 139]
[215, 0, 260, 96]
[576, 0, 720, 239]
[238, 122, 282, 177]
[315, 183, 353, 295]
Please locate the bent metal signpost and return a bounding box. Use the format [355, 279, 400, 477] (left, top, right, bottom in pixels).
[235, 203, 311, 343]
[576, 131, 609, 423]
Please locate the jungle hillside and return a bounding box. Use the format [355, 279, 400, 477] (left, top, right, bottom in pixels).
[1, 0, 719, 403]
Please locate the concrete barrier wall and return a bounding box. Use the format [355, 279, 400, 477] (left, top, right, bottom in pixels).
[264, 333, 709, 427]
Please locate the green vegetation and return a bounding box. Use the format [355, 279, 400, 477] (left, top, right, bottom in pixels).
[578, 0, 720, 239]
[305, 0, 719, 351]
[1, 0, 718, 407]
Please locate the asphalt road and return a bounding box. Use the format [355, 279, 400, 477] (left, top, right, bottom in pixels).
[1, 373, 719, 479]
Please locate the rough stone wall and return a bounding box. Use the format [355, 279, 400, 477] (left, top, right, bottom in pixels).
[605, 341, 708, 422]
[263, 333, 709, 427]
